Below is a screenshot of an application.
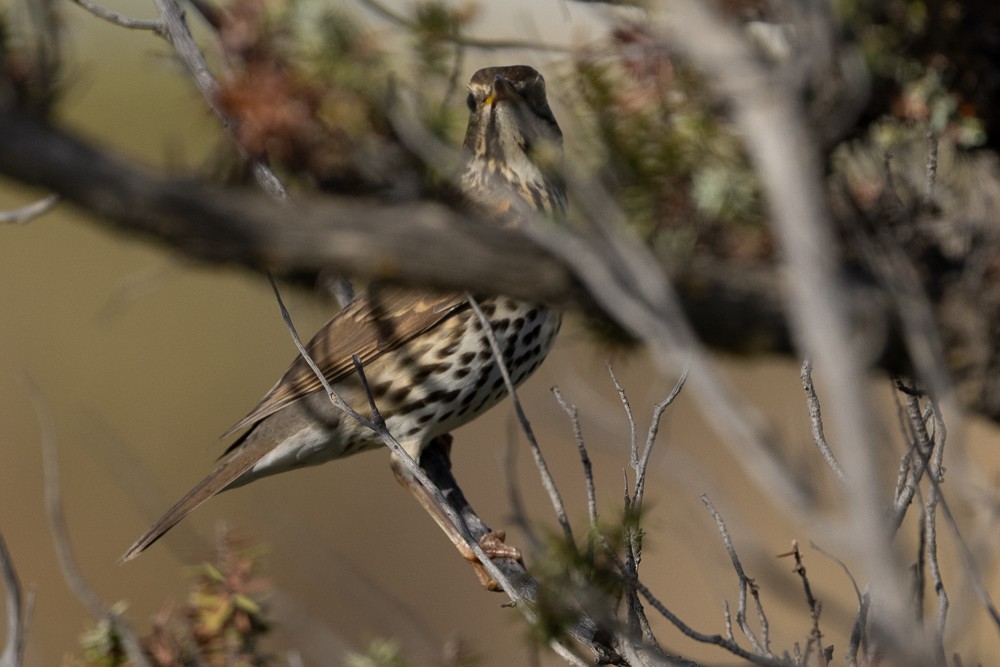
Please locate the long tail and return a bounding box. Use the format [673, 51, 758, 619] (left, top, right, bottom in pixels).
[120, 430, 259, 563]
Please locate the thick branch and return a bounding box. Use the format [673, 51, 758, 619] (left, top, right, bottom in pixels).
[0, 110, 573, 300]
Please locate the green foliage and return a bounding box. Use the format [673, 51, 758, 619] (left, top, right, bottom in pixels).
[836, 0, 987, 148]
[72, 537, 274, 667]
[76, 603, 131, 667]
[214, 0, 396, 191]
[410, 2, 466, 77]
[344, 639, 409, 667]
[527, 513, 641, 646]
[569, 25, 768, 265]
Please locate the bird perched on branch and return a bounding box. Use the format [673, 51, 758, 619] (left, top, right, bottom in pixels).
[122, 65, 566, 582]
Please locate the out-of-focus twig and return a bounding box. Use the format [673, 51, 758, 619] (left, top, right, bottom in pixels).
[0, 193, 59, 224]
[658, 0, 914, 648]
[70, 0, 162, 31]
[0, 532, 32, 667]
[23, 378, 151, 667]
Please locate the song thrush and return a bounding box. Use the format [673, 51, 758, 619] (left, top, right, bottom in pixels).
[122, 65, 565, 573]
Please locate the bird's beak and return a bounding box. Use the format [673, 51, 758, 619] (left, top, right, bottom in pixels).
[483, 75, 519, 108]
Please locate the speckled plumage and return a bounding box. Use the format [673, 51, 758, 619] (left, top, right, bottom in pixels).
[122, 65, 565, 562]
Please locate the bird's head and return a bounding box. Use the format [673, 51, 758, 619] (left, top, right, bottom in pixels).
[461, 65, 565, 217]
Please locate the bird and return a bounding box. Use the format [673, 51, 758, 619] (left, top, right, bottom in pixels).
[121, 65, 566, 577]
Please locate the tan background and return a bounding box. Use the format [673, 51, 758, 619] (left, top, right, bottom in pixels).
[3, 1, 1000, 665]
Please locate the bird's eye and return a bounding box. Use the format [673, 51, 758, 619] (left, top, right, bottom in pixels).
[466, 92, 476, 112]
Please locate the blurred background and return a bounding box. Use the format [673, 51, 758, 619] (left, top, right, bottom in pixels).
[3, 0, 1000, 665]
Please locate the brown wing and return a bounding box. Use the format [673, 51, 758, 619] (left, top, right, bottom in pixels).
[222, 286, 469, 438]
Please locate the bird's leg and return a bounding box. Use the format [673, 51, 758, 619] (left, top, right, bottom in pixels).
[390, 435, 522, 591]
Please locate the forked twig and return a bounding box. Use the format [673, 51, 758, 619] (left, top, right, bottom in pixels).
[701, 495, 771, 657]
[70, 0, 162, 30]
[23, 378, 151, 667]
[597, 534, 791, 667]
[635, 368, 688, 507]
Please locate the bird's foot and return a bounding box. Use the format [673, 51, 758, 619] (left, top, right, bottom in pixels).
[479, 530, 521, 561]
[468, 530, 523, 591]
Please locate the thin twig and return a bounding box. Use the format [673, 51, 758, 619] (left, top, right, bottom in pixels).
[0, 193, 59, 224]
[897, 391, 1000, 632]
[891, 389, 933, 531]
[924, 399, 947, 663]
[597, 534, 792, 667]
[149, 0, 288, 200]
[466, 293, 575, 546]
[783, 541, 826, 666]
[607, 362, 647, 640]
[70, 0, 162, 31]
[634, 368, 688, 507]
[850, 587, 872, 666]
[663, 1, 909, 640]
[552, 387, 597, 527]
[621, 371, 687, 648]
[24, 378, 152, 667]
[809, 542, 862, 607]
[799, 359, 846, 482]
[701, 495, 770, 657]
[0, 532, 28, 667]
[607, 363, 639, 471]
[925, 485, 947, 664]
[267, 275, 372, 429]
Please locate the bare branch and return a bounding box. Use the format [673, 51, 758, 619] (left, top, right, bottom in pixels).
[783, 541, 827, 666]
[71, 0, 358, 304]
[147, 0, 288, 200]
[599, 536, 792, 667]
[634, 368, 687, 508]
[809, 542, 863, 609]
[267, 275, 373, 429]
[925, 484, 947, 665]
[607, 364, 639, 471]
[552, 387, 597, 527]
[701, 495, 770, 657]
[0, 532, 28, 667]
[69, 0, 162, 31]
[660, 1, 911, 641]
[896, 391, 1000, 633]
[0, 193, 59, 224]
[799, 359, 847, 483]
